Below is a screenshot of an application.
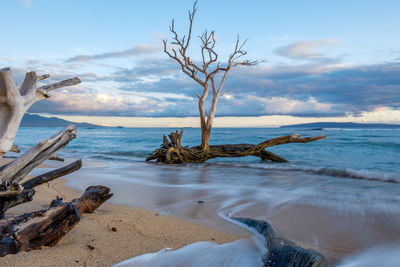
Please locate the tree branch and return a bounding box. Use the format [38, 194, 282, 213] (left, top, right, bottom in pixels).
[0, 125, 77, 188]
[21, 159, 82, 190]
[37, 77, 81, 93]
[162, 2, 259, 151]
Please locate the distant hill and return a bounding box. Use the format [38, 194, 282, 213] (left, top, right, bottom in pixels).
[280, 122, 400, 129]
[20, 114, 101, 128]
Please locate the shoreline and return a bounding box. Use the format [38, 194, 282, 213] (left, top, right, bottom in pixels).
[0, 159, 246, 267]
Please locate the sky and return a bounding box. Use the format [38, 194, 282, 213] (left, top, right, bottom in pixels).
[1, 0, 400, 127]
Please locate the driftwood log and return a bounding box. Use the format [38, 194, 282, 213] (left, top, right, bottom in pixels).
[8, 145, 65, 162]
[0, 67, 81, 158]
[146, 130, 326, 164]
[0, 125, 77, 214]
[0, 67, 112, 257]
[0, 124, 112, 256]
[0, 185, 112, 257]
[233, 217, 328, 267]
[0, 159, 82, 217]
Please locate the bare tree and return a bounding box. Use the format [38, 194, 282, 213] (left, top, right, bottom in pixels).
[147, 2, 325, 164]
[163, 1, 258, 152]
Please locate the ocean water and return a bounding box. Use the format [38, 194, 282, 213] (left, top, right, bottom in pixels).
[12, 127, 400, 266]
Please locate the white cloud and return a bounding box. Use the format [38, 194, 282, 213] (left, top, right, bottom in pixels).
[275, 38, 340, 62]
[357, 107, 400, 124]
[248, 95, 334, 115]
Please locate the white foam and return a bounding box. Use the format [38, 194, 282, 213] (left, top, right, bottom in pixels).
[113, 238, 264, 267]
[336, 243, 400, 267]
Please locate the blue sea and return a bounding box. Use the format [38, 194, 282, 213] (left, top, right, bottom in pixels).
[12, 127, 400, 266]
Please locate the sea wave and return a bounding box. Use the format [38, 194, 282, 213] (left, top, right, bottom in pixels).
[321, 128, 400, 131]
[210, 162, 400, 184]
[103, 151, 150, 158]
[336, 243, 400, 267]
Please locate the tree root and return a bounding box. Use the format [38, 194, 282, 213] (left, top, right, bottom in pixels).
[146, 130, 326, 164]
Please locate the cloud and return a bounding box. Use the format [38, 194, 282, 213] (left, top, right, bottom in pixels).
[274, 39, 342, 63]
[221, 61, 400, 116]
[29, 83, 195, 116]
[247, 96, 335, 115]
[10, 40, 399, 119]
[65, 44, 159, 63]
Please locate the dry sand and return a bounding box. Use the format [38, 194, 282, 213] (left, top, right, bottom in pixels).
[0, 159, 244, 267]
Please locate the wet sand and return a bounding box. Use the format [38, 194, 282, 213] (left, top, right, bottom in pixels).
[65, 161, 400, 266]
[0, 159, 244, 267]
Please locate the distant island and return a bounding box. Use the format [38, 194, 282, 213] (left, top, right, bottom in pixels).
[21, 114, 101, 128]
[280, 122, 400, 129]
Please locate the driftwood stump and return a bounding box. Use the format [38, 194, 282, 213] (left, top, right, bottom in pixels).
[0, 186, 112, 257]
[146, 130, 326, 164]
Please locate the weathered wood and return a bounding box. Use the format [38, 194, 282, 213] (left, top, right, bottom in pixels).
[10, 145, 20, 153]
[0, 127, 81, 217]
[70, 185, 113, 214]
[22, 159, 82, 190]
[0, 186, 112, 257]
[0, 189, 35, 217]
[147, 130, 326, 164]
[48, 155, 65, 162]
[0, 67, 108, 258]
[0, 125, 76, 190]
[0, 160, 82, 216]
[233, 217, 328, 267]
[0, 67, 81, 158]
[37, 77, 81, 93]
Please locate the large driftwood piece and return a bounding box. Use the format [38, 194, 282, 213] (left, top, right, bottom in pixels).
[0, 186, 112, 257]
[0, 67, 81, 158]
[0, 125, 76, 198]
[0, 67, 111, 257]
[0, 126, 85, 218]
[233, 217, 328, 267]
[0, 160, 82, 215]
[146, 130, 326, 164]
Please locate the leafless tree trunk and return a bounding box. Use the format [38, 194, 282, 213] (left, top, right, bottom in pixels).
[148, 2, 326, 164]
[163, 1, 258, 152]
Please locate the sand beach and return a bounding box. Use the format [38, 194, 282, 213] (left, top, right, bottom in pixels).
[0, 158, 244, 267]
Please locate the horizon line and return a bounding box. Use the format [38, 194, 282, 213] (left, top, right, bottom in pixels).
[32, 112, 400, 128]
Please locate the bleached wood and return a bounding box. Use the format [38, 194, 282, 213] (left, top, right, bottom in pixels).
[0, 125, 76, 194]
[0, 68, 81, 158]
[37, 77, 81, 92]
[0, 125, 76, 184]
